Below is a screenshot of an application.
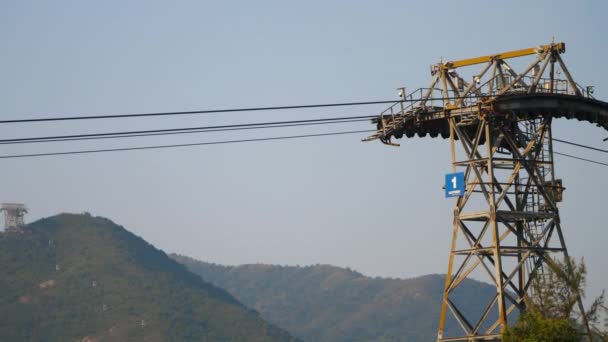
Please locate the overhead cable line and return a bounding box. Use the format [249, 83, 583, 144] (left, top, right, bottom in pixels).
[0, 115, 374, 145]
[0, 118, 369, 145]
[0, 130, 375, 159]
[1, 128, 607, 169]
[0, 100, 400, 124]
[0, 94, 495, 124]
[553, 138, 608, 154]
[554, 151, 608, 167]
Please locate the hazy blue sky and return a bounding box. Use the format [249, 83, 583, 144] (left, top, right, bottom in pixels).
[1, 1, 607, 299]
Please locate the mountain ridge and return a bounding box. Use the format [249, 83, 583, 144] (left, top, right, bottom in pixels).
[0, 213, 296, 342]
[173, 254, 499, 342]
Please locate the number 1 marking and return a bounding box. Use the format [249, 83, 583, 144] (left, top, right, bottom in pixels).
[451, 176, 457, 189]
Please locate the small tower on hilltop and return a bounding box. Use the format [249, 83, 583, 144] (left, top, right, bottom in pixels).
[1, 203, 28, 231]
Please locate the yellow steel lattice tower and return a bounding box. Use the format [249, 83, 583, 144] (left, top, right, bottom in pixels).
[363, 42, 606, 341]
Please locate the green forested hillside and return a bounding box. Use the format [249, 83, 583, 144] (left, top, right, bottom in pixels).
[174, 255, 499, 342]
[0, 213, 296, 342]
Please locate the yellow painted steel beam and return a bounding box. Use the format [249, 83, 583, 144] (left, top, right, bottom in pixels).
[445, 42, 565, 69]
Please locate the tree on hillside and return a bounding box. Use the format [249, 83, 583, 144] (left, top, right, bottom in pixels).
[504, 257, 607, 342]
[503, 310, 580, 342]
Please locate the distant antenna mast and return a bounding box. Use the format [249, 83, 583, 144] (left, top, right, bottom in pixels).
[1, 203, 28, 231]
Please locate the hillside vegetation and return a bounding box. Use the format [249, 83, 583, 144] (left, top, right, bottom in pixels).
[0, 213, 296, 342]
[174, 255, 499, 342]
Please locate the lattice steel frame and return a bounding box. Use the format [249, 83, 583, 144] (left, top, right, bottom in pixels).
[362, 42, 600, 341]
[436, 114, 591, 341]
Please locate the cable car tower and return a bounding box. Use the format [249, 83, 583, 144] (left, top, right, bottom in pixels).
[363, 42, 608, 341]
[1, 203, 28, 231]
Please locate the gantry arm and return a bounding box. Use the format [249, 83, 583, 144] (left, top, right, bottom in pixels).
[444, 42, 565, 69]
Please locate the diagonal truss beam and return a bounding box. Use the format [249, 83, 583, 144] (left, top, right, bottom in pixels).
[438, 116, 593, 341]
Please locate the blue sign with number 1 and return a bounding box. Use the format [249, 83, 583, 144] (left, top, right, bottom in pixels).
[445, 172, 465, 198]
